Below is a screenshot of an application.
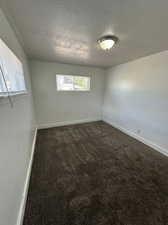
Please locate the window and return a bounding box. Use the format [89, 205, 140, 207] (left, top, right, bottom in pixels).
[56, 75, 90, 91]
[0, 38, 26, 97]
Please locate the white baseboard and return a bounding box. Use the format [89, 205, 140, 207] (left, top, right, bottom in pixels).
[38, 118, 101, 129]
[16, 128, 38, 225]
[15, 117, 167, 225]
[103, 117, 168, 157]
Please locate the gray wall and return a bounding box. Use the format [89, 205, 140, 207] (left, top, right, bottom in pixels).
[0, 9, 36, 225]
[30, 60, 105, 128]
[103, 51, 168, 153]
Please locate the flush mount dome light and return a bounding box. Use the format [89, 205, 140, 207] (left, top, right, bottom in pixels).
[98, 35, 118, 50]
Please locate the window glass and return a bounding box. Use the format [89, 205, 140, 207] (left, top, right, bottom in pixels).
[0, 38, 26, 96]
[56, 75, 90, 91]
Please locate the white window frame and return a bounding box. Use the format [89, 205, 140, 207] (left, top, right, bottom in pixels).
[0, 38, 27, 98]
[56, 74, 91, 91]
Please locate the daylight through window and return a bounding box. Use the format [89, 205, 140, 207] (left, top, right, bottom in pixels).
[56, 75, 90, 91]
[0, 38, 26, 97]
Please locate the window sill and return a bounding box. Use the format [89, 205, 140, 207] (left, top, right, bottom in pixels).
[0, 91, 28, 106]
[0, 91, 28, 98]
[56, 89, 90, 92]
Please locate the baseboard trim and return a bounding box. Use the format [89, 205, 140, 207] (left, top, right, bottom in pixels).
[16, 128, 37, 225]
[38, 118, 101, 129]
[103, 117, 168, 157]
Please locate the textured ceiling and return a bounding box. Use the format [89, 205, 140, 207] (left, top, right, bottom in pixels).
[1, 0, 168, 68]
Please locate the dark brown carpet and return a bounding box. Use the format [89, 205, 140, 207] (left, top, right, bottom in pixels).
[23, 121, 168, 225]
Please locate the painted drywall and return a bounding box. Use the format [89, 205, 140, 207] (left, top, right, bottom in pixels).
[30, 60, 105, 127]
[103, 51, 168, 153]
[0, 8, 36, 225]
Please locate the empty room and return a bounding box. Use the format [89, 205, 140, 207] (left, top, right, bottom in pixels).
[0, 0, 168, 224]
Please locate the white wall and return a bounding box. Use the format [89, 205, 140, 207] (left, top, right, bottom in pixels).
[30, 60, 105, 128]
[0, 9, 36, 225]
[103, 51, 168, 154]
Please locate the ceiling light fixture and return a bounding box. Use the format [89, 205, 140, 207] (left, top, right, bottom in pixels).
[98, 35, 119, 50]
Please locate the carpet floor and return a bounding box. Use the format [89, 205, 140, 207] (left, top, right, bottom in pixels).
[23, 121, 168, 225]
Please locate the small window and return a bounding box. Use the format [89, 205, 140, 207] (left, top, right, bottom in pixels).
[56, 75, 90, 91]
[0, 38, 26, 97]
